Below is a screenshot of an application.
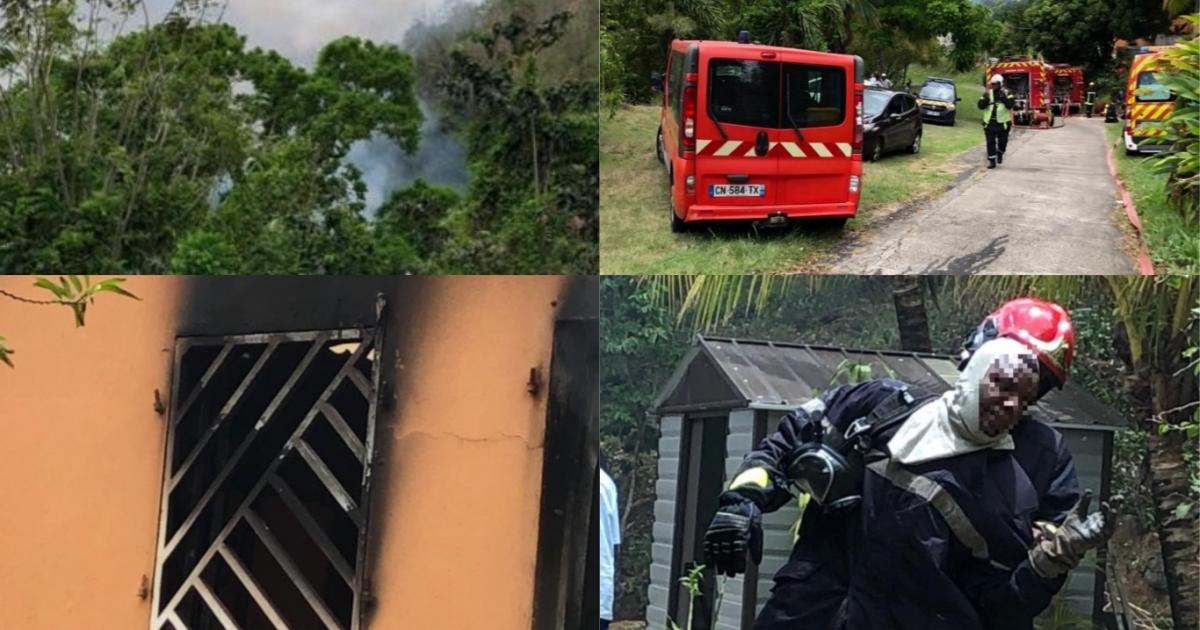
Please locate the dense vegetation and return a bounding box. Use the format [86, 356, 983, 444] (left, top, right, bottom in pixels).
[0, 0, 598, 273]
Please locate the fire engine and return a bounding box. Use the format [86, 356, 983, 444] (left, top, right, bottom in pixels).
[1123, 47, 1175, 155]
[1050, 64, 1083, 115]
[985, 56, 1055, 126]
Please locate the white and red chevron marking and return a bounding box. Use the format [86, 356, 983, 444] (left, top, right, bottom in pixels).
[696, 138, 852, 158]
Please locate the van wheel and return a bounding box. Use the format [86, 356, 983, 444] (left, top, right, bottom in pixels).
[908, 131, 922, 154]
[870, 140, 883, 162]
[669, 199, 686, 233]
[656, 127, 666, 166]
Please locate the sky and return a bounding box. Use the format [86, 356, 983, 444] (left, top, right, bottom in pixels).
[142, 0, 473, 211]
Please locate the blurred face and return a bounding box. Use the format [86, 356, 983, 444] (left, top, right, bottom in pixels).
[978, 355, 1039, 437]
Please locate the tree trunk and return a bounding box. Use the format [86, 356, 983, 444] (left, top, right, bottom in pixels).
[1145, 358, 1200, 629]
[892, 276, 932, 353]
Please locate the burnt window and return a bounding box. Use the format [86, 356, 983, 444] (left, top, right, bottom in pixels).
[151, 329, 380, 630]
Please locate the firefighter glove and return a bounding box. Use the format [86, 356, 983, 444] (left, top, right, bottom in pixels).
[1029, 490, 1117, 578]
[703, 494, 763, 577]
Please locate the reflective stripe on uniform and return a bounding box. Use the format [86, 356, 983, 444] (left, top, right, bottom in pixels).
[730, 466, 770, 490]
[867, 459, 991, 562]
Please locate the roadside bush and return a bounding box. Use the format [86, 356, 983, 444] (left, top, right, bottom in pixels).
[1147, 15, 1199, 222]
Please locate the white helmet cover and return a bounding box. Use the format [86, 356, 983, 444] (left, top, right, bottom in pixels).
[887, 337, 1035, 465]
[990, 74, 1004, 84]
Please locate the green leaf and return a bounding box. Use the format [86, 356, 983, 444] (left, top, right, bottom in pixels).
[68, 275, 82, 293]
[32, 277, 66, 299]
[1175, 502, 1193, 520]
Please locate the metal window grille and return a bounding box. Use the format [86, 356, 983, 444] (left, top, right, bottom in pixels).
[150, 327, 381, 630]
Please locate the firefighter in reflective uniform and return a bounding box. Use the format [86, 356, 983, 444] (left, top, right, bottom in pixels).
[847, 338, 1116, 630]
[703, 298, 1084, 630]
[978, 74, 1014, 169]
[1084, 82, 1097, 118]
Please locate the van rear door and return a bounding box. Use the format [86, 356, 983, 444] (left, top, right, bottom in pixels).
[775, 55, 853, 204]
[695, 56, 779, 207]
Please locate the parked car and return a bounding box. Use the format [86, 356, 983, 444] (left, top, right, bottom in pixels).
[862, 88, 923, 162]
[915, 77, 960, 125]
[652, 35, 864, 232]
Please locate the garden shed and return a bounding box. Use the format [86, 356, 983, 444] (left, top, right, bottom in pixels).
[645, 335, 1127, 630]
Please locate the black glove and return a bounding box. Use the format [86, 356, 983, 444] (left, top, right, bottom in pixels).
[703, 494, 763, 577]
[1029, 490, 1118, 578]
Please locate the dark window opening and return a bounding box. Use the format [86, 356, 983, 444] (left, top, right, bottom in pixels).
[669, 50, 686, 123]
[708, 60, 845, 129]
[710, 60, 780, 128]
[784, 64, 846, 127]
[152, 330, 379, 630]
[671, 414, 729, 630]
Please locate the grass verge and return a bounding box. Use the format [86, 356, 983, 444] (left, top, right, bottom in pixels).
[600, 65, 990, 274]
[1104, 123, 1200, 275]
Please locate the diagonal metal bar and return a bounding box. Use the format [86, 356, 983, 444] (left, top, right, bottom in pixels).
[268, 473, 355, 586]
[170, 339, 281, 486]
[346, 367, 373, 400]
[153, 333, 374, 629]
[172, 343, 234, 427]
[218, 543, 289, 630]
[165, 609, 190, 630]
[319, 402, 365, 463]
[244, 508, 345, 630]
[162, 333, 338, 557]
[193, 577, 238, 630]
[294, 439, 362, 527]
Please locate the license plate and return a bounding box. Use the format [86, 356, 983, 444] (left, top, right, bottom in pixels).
[710, 184, 765, 198]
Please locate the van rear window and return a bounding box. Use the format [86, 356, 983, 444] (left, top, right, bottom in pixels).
[707, 59, 845, 128]
[784, 64, 845, 126]
[709, 60, 779, 127]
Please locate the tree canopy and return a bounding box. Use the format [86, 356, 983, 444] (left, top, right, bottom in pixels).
[0, 0, 597, 273]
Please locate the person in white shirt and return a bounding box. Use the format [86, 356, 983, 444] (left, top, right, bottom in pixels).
[600, 466, 621, 630]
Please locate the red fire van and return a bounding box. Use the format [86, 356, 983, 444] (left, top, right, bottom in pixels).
[653, 37, 864, 232]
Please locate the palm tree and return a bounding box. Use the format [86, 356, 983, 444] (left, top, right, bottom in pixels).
[644, 274, 1199, 629]
[893, 276, 932, 352]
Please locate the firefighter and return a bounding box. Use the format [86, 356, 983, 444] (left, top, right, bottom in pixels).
[702, 298, 1083, 630]
[978, 74, 1014, 169]
[846, 338, 1116, 630]
[1084, 82, 1097, 118]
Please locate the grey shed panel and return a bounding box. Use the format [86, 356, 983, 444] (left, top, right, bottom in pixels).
[647, 415, 683, 630]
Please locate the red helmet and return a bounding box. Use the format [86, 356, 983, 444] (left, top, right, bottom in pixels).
[960, 298, 1075, 389]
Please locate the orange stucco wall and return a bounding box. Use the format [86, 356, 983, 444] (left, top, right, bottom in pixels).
[0, 275, 566, 629]
[368, 276, 563, 629]
[0, 276, 179, 627]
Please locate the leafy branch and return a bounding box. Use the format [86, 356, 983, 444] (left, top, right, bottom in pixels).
[0, 275, 139, 367]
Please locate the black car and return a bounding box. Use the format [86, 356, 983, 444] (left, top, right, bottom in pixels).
[863, 88, 923, 162]
[915, 77, 961, 125]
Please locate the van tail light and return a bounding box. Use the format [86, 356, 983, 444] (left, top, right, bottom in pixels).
[685, 175, 695, 195]
[849, 175, 860, 194]
[853, 89, 864, 154]
[682, 75, 698, 151]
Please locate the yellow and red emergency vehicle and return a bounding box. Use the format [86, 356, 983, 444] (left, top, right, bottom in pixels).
[1050, 64, 1083, 115]
[985, 56, 1055, 126]
[1123, 47, 1176, 155]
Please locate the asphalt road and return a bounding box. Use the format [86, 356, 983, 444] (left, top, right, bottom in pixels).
[830, 117, 1136, 274]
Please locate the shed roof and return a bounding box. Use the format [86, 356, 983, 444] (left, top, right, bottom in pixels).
[653, 336, 1127, 430]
